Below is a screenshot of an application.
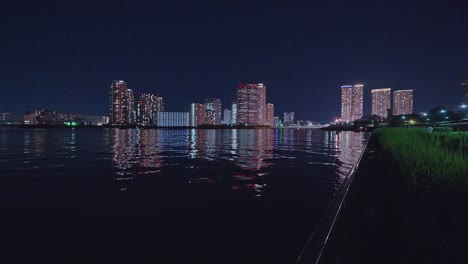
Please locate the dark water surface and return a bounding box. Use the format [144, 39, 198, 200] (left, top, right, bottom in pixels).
[0, 128, 368, 263]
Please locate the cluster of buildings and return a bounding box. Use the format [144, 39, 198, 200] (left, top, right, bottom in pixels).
[19, 109, 109, 126]
[109, 80, 165, 126]
[340, 84, 414, 123]
[10, 77, 466, 128]
[110, 81, 277, 127]
[189, 98, 223, 126]
[0, 113, 23, 125]
[1, 110, 108, 126]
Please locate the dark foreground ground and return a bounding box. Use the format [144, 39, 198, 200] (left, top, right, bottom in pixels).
[320, 135, 468, 263]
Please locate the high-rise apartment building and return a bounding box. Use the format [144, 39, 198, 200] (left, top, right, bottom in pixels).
[274, 116, 280, 127]
[237, 83, 267, 125]
[223, 109, 232, 125]
[110, 80, 135, 125]
[341, 84, 363, 122]
[283, 112, 294, 126]
[341, 85, 352, 122]
[204, 98, 222, 125]
[371, 88, 391, 118]
[231, 102, 237, 124]
[393, 90, 413, 115]
[154, 95, 164, 113]
[127, 89, 135, 124]
[137, 93, 150, 126]
[137, 93, 164, 126]
[463, 78, 468, 103]
[265, 103, 274, 127]
[205, 109, 216, 125]
[190, 103, 206, 126]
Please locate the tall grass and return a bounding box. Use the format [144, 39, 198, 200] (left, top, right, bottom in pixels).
[374, 128, 468, 190]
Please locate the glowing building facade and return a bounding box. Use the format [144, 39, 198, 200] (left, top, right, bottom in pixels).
[127, 89, 135, 124]
[393, 90, 413, 115]
[204, 98, 222, 125]
[265, 103, 274, 127]
[237, 83, 267, 125]
[190, 103, 206, 126]
[371, 88, 391, 118]
[223, 109, 232, 125]
[274, 116, 280, 127]
[137, 93, 164, 126]
[157, 112, 189, 127]
[283, 112, 294, 126]
[110, 80, 135, 125]
[341, 84, 363, 122]
[231, 102, 237, 125]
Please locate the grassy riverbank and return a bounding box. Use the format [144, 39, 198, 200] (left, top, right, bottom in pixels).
[320, 132, 468, 263]
[374, 128, 468, 190]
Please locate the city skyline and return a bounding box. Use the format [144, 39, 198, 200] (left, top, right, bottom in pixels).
[2, 1, 466, 123]
[8, 77, 465, 126]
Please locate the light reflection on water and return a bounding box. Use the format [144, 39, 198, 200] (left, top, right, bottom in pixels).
[106, 128, 368, 195]
[0, 128, 368, 196]
[0, 127, 369, 263]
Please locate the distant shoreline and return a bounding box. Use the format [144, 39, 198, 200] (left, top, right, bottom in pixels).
[2, 124, 327, 130]
[10, 124, 273, 129]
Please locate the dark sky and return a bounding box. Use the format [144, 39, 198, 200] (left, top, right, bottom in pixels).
[1, 0, 467, 122]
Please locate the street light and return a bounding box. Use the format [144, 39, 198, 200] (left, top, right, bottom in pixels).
[440, 109, 447, 113]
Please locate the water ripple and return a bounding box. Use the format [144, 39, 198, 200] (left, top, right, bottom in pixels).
[0, 127, 369, 196]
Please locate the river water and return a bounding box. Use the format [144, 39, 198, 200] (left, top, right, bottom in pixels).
[0, 127, 368, 263]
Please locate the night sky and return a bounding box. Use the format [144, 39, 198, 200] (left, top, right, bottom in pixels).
[2, 0, 467, 122]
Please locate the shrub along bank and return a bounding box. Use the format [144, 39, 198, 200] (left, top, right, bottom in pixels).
[374, 128, 468, 190]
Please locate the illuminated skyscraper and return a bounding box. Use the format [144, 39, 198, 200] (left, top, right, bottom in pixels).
[110, 80, 134, 125]
[223, 109, 232, 125]
[155, 95, 164, 112]
[393, 90, 413, 115]
[190, 103, 206, 126]
[205, 109, 216, 125]
[283, 112, 294, 126]
[237, 83, 267, 125]
[231, 101, 237, 124]
[204, 98, 222, 125]
[463, 78, 468, 103]
[127, 89, 135, 124]
[136, 93, 150, 126]
[265, 103, 274, 127]
[371, 88, 391, 118]
[341, 84, 363, 122]
[137, 93, 164, 126]
[341, 85, 352, 122]
[274, 116, 280, 127]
